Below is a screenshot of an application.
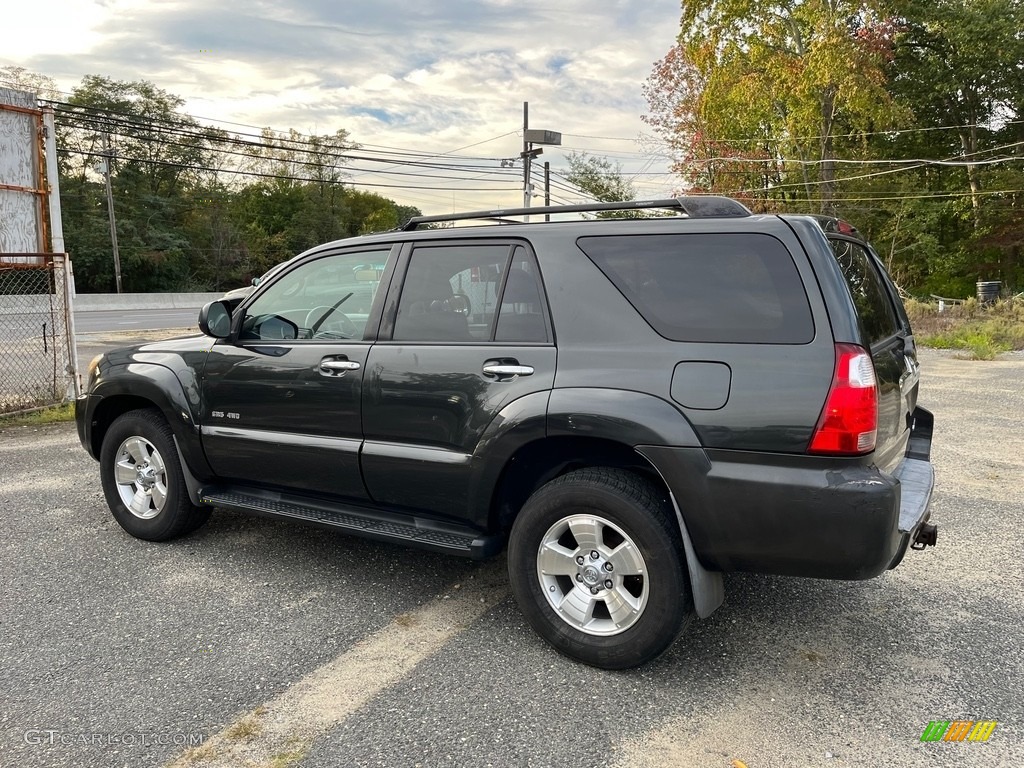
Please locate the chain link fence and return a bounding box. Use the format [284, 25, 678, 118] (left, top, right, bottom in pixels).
[0, 255, 78, 414]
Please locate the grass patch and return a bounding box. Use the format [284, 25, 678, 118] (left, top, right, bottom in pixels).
[0, 402, 75, 427]
[909, 296, 1024, 359]
[268, 737, 311, 768]
[224, 715, 262, 742]
[178, 739, 219, 764]
[223, 705, 267, 743]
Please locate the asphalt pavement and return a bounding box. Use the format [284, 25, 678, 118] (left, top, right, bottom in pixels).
[1, 350, 1022, 768]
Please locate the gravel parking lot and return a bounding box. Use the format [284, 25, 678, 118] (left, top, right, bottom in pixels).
[1, 349, 1021, 768]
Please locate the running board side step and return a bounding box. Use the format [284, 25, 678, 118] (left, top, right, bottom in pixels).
[199, 488, 502, 559]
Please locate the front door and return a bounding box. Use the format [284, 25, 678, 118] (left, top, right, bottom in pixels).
[201, 246, 395, 500]
[361, 241, 556, 520]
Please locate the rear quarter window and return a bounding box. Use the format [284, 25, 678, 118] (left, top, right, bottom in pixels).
[577, 233, 814, 344]
[828, 238, 900, 346]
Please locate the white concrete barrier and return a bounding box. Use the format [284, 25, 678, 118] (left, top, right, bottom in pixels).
[73, 292, 222, 311]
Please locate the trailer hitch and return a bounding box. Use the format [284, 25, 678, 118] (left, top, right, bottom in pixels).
[911, 522, 938, 550]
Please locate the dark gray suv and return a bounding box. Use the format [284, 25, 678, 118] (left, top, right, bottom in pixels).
[75, 197, 936, 669]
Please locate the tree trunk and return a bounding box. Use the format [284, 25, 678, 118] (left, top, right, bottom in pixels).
[819, 85, 838, 216]
[957, 125, 982, 229]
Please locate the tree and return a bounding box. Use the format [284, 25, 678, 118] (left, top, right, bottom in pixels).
[643, 44, 780, 201]
[564, 152, 643, 217]
[10, 68, 424, 292]
[0, 66, 60, 99]
[56, 77, 214, 291]
[647, 0, 905, 212]
[889, 0, 1024, 224]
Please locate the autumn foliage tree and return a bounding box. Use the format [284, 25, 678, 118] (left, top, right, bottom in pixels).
[646, 0, 903, 213]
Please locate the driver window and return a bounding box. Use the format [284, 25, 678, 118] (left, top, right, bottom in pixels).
[240, 249, 389, 341]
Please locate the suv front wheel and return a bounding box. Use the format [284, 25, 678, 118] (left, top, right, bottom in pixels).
[508, 468, 692, 669]
[99, 409, 211, 541]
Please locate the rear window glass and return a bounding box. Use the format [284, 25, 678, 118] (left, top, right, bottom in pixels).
[828, 238, 900, 346]
[577, 234, 814, 344]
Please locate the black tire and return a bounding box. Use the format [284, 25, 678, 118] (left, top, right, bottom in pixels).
[99, 408, 211, 541]
[508, 467, 692, 669]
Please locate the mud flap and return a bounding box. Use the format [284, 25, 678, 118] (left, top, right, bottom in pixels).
[666, 488, 724, 618]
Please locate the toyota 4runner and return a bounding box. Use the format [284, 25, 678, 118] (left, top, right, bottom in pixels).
[76, 197, 937, 669]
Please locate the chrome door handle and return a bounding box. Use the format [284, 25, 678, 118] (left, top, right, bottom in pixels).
[320, 359, 361, 373]
[482, 364, 534, 377]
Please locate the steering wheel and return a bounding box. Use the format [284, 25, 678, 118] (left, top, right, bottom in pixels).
[304, 305, 358, 338]
[448, 292, 471, 315]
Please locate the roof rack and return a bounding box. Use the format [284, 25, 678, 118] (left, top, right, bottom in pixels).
[401, 196, 751, 231]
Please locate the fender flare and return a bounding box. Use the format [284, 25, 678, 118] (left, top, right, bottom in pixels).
[467, 390, 550, 527]
[89, 363, 211, 479]
[546, 388, 701, 447]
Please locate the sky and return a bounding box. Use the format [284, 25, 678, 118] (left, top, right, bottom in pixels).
[1, 0, 684, 214]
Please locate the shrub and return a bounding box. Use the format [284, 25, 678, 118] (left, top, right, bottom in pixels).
[909, 296, 1024, 357]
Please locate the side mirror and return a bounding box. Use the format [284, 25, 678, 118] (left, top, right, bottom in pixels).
[198, 300, 233, 339]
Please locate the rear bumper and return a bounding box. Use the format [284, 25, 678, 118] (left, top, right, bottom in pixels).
[638, 408, 937, 581]
[894, 458, 934, 535]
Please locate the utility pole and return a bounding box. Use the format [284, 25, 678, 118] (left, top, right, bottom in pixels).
[522, 102, 530, 210]
[101, 132, 122, 293]
[519, 103, 560, 223]
[544, 161, 551, 222]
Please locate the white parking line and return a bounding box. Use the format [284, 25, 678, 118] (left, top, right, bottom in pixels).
[166, 560, 510, 768]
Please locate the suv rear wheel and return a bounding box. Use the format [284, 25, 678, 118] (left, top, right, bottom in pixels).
[99, 409, 211, 541]
[508, 468, 691, 669]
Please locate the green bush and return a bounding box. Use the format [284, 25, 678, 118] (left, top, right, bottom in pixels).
[910, 296, 1024, 358]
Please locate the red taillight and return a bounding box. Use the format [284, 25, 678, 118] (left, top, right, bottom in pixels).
[808, 344, 878, 455]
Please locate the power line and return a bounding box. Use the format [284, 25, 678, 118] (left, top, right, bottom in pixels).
[46, 97, 516, 163]
[725, 188, 1024, 203]
[646, 119, 1024, 146]
[52, 99, 600, 203]
[61, 147, 517, 192]
[53, 106, 519, 174]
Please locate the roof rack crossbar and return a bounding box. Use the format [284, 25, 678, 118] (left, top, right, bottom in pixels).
[401, 196, 751, 231]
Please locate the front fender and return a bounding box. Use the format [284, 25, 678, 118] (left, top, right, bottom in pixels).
[85, 362, 211, 478]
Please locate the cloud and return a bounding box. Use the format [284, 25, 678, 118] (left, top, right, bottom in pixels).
[5, 0, 682, 209]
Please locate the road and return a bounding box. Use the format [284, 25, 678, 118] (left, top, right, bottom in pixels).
[1, 350, 1022, 768]
[74, 308, 200, 333]
[1, 308, 198, 344]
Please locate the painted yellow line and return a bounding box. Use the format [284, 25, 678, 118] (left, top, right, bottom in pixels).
[166, 560, 509, 768]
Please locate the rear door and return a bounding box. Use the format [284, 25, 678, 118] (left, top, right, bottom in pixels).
[827, 236, 916, 470]
[361, 240, 556, 521]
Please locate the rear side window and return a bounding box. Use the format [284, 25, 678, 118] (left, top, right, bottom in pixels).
[577, 234, 814, 343]
[828, 239, 900, 346]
